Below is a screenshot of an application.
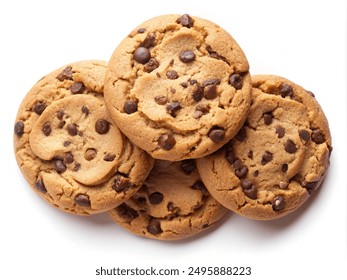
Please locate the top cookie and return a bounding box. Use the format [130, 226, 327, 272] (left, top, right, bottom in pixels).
[196, 75, 332, 220]
[104, 14, 252, 161]
[14, 61, 154, 215]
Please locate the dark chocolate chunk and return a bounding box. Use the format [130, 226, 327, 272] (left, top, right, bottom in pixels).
[95, 119, 110, 134]
[147, 219, 163, 235]
[124, 100, 138, 114]
[56, 66, 73, 81]
[117, 203, 138, 221]
[276, 126, 285, 138]
[179, 50, 195, 63]
[33, 101, 46, 115]
[58, 121, 66, 129]
[67, 123, 78, 136]
[144, 58, 159, 72]
[261, 151, 273, 165]
[112, 175, 132, 192]
[84, 148, 97, 161]
[140, 33, 156, 48]
[134, 47, 151, 64]
[284, 139, 297, 153]
[34, 178, 47, 193]
[180, 82, 188, 88]
[272, 196, 285, 211]
[166, 102, 181, 117]
[191, 82, 203, 101]
[74, 194, 91, 207]
[299, 129, 311, 141]
[281, 163, 288, 172]
[64, 152, 74, 164]
[81, 105, 89, 116]
[191, 180, 208, 196]
[42, 122, 52, 136]
[154, 95, 168, 105]
[158, 134, 176, 150]
[103, 153, 116, 162]
[208, 127, 225, 143]
[311, 128, 325, 144]
[236, 127, 246, 142]
[241, 179, 257, 199]
[55, 159, 66, 173]
[280, 83, 293, 98]
[166, 70, 179, 80]
[56, 110, 64, 120]
[263, 112, 273, 125]
[235, 165, 248, 178]
[181, 159, 196, 174]
[229, 73, 243, 90]
[71, 82, 85, 94]
[14, 121, 25, 137]
[149, 192, 164, 204]
[176, 14, 194, 28]
[203, 84, 217, 99]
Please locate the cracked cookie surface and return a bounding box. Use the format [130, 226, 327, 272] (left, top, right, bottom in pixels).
[14, 61, 154, 215]
[108, 160, 228, 240]
[104, 14, 251, 161]
[196, 75, 332, 220]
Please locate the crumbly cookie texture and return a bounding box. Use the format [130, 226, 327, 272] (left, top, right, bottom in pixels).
[108, 160, 228, 240]
[196, 75, 332, 220]
[104, 14, 252, 161]
[14, 61, 154, 215]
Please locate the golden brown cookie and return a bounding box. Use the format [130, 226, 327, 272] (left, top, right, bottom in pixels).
[108, 160, 228, 240]
[104, 14, 252, 161]
[196, 75, 332, 220]
[14, 61, 154, 215]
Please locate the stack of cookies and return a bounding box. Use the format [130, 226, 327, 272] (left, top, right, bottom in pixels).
[13, 14, 332, 240]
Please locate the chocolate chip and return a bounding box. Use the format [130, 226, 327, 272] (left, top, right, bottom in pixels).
[55, 159, 66, 173]
[203, 84, 217, 99]
[179, 50, 195, 63]
[67, 123, 78, 136]
[180, 82, 188, 88]
[236, 127, 246, 142]
[171, 87, 176, 94]
[189, 79, 197, 85]
[81, 105, 89, 116]
[154, 95, 168, 105]
[193, 104, 209, 118]
[104, 153, 116, 162]
[167, 202, 175, 211]
[281, 163, 288, 172]
[191, 180, 208, 196]
[280, 83, 293, 98]
[84, 148, 97, 161]
[149, 192, 164, 204]
[95, 119, 110, 134]
[225, 144, 235, 164]
[64, 152, 74, 164]
[247, 150, 253, 159]
[279, 181, 289, 189]
[124, 100, 138, 114]
[284, 139, 297, 153]
[42, 122, 52, 136]
[202, 78, 221, 87]
[63, 141, 71, 147]
[140, 33, 156, 48]
[158, 134, 176, 150]
[311, 128, 325, 144]
[137, 28, 146, 33]
[235, 165, 248, 178]
[33, 101, 46, 115]
[307, 90, 315, 98]
[166, 102, 182, 117]
[144, 58, 159, 72]
[56, 66, 73, 81]
[134, 47, 151, 64]
[181, 159, 196, 174]
[73, 162, 81, 172]
[261, 151, 273, 165]
[147, 219, 163, 235]
[241, 179, 257, 199]
[276, 126, 285, 138]
[191, 82, 203, 101]
[56, 110, 64, 120]
[14, 121, 24, 137]
[299, 129, 311, 141]
[58, 121, 66, 129]
[305, 181, 318, 194]
[263, 112, 273, 125]
[34, 178, 47, 193]
[208, 127, 225, 143]
[253, 170, 259, 177]
[229, 73, 243, 90]
[166, 70, 179, 80]
[272, 196, 285, 211]
[112, 176, 132, 192]
[206, 45, 227, 62]
[74, 194, 91, 207]
[117, 203, 139, 221]
[71, 82, 85, 94]
[176, 14, 194, 28]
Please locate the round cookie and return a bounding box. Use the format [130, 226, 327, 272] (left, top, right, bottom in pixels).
[14, 61, 154, 215]
[104, 14, 252, 161]
[108, 160, 228, 240]
[196, 75, 332, 220]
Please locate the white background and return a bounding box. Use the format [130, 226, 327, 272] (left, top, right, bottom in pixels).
[1, 0, 346, 279]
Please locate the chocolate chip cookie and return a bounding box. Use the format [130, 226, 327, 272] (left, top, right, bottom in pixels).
[196, 75, 332, 220]
[14, 61, 154, 215]
[108, 160, 228, 240]
[104, 14, 252, 161]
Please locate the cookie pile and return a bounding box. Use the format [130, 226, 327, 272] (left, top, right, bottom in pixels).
[14, 14, 332, 240]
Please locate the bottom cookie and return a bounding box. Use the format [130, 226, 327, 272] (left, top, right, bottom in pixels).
[108, 160, 228, 240]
